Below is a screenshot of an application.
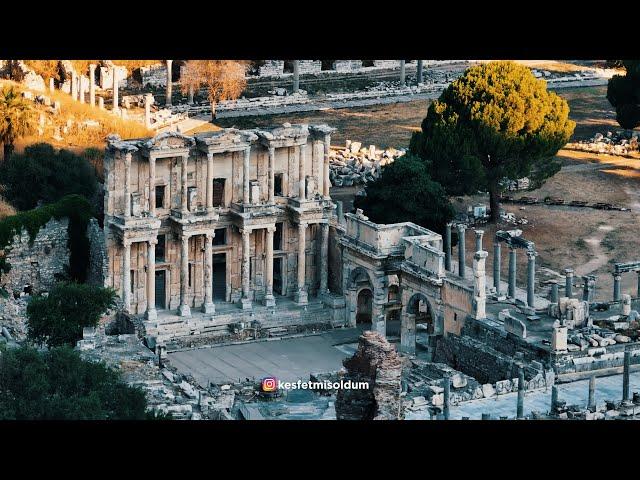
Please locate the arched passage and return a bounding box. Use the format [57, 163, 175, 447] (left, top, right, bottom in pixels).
[346, 266, 375, 328]
[386, 285, 401, 337]
[356, 288, 373, 324]
[401, 292, 435, 355]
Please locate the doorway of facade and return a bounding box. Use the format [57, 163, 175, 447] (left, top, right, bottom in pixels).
[155, 270, 166, 309]
[274, 257, 284, 295]
[356, 288, 373, 324]
[212, 253, 226, 301]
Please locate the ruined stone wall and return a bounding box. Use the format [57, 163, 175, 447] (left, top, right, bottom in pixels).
[140, 63, 167, 87]
[87, 218, 107, 287]
[0, 218, 70, 295]
[441, 280, 474, 336]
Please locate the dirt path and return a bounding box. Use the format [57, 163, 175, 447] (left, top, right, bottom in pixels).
[574, 224, 613, 277]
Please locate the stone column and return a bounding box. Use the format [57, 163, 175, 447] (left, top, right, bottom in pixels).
[264, 226, 276, 307]
[613, 273, 622, 301]
[442, 375, 450, 420]
[268, 146, 275, 203]
[474, 229, 484, 252]
[292, 60, 299, 93]
[240, 228, 252, 310]
[550, 385, 559, 414]
[148, 156, 156, 216]
[89, 64, 96, 107]
[202, 233, 215, 314]
[399, 60, 406, 85]
[112, 70, 119, 113]
[71, 72, 77, 100]
[124, 152, 132, 217]
[637, 271, 640, 298]
[473, 250, 488, 319]
[588, 375, 596, 411]
[444, 223, 452, 272]
[299, 143, 307, 200]
[550, 280, 559, 303]
[243, 147, 250, 204]
[400, 313, 416, 355]
[623, 294, 631, 316]
[516, 367, 525, 419]
[49, 77, 55, 92]
[122, 239, 132, 313]
[206, 152, 214, 211]
[508, 247, 517, 298]
[144, 94, 152, 129]
[79, 76, 85, 103]
[146, 238, 157, 321]
[295, 222, 308, 305]
[181, 154, 189, 214]
[323, 134, 331, 198]
[165, 60, 173, 106]
[98, 97, 104, 109]
[527, 250, 536, 308]
[493, 241, 501, 295]
[623, 349, 631, 403]
[457, 224, 466, 278]
[416, 59, 424, 84]
[564, 268, 574, 298]
[188, 84, 194, 104]
[178, 234, 191, 317]
[319, 222, 329, 295]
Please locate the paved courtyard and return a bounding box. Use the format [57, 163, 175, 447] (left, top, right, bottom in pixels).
[168, 327, 368, 387]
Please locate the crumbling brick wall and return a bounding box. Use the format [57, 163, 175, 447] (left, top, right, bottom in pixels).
[86, 218, 107, 287]
[335, 330, 404, 420]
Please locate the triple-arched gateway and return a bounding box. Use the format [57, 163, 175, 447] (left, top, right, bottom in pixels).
[339, 210, 483, 356]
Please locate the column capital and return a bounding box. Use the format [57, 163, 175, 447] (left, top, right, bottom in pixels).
[123, 238, 132, 248]
[239, 227, 253, 235]
[181, 233, 192, 242]
[205, 232, 215, 241]
[124, 151, 132, 164]
[148, 238, 158, 246]
[298, 221, 308, 229]
[266, 225, 277, 233]
[268, 145, 276, 155]
[526, 250, 537, 259]
[206, 151, 214, 160]
[456, 223, 466, 232]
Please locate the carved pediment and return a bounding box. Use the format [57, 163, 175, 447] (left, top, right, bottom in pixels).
[140, 131, 196, 152]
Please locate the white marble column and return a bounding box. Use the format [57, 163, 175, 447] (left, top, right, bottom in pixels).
[319, 222, 329, 295]
[146, 238, 157, 320]
[295, 222, 308, 305]
[122, 239, 132, 313]
[264, 226, 276, 307]
[206, 152, 214, 211]
[323, 134, 331, 198]
[89, 64, 96, 107]
[124, 152, 132, 217]
[78, 76, 85, 103]
[202, 233, 215, 314]
[243, 147, 250, 204]
[148, 156, 156, 216]
[299, 143, 307, 200]
[268, 146, 275, 204]
[181, 154, 189, 214]
[112, 70, 119, 113]
[240, 228, 252, 310]
[166, 60, 173, 107]
[178, 234, 191, 317]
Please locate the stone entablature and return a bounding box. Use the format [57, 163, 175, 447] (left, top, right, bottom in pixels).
[103, 124, 336, 322]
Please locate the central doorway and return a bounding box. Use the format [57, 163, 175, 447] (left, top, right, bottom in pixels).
[212, 253, 226, 301]
[356, 288, 373, 324]
[155, 270, 166, 309]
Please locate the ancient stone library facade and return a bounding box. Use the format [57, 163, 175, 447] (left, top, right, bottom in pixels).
[103, 124, 485, 348]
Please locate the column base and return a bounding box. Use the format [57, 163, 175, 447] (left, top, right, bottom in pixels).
[202, 302, 215, 314]
[263, 294, 276, 307]
[294, 289, 308, 305]
[145, 308, 157, 321]
[240, 298, 253, 310]
[178, 304, 191, 317]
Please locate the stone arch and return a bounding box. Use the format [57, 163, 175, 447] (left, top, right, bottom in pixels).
[346, 266, 376, 328]
[356, 288, 373, 324]
[400, 290, 436, 355]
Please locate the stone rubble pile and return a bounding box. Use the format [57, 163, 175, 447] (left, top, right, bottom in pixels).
[335, 330, 404, 420]
[329, 140, 406, 187]
[566, 130, 640, 156]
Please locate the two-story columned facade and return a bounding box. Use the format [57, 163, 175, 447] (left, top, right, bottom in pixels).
[103, 123, 335, 324]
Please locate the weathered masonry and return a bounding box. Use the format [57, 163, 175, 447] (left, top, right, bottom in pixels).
[104, 124, 336, 333]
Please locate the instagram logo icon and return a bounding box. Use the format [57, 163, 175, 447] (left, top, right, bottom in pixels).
[261, 376, 278, 392]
